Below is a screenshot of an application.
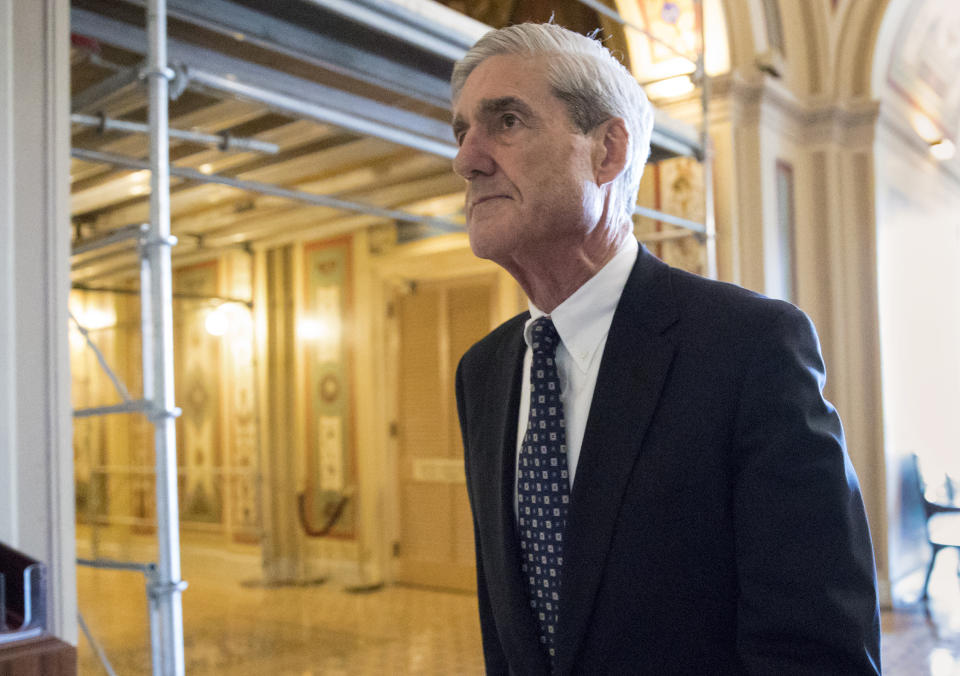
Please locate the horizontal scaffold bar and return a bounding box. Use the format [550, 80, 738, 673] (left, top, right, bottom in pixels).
[72, 113, 279, 155]
[71, 147, 464, 233]
[73, 399, 152, 418]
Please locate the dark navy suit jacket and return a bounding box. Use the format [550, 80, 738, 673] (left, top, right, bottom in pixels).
[455, 244, 881, 675]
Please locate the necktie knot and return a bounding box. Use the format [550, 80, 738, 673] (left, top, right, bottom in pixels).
[530, 316, 560, 358]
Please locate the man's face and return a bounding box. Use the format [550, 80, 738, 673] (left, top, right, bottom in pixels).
[451, 55, 603, 265]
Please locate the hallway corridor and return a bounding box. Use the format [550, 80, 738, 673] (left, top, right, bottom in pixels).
[76, 534, 960, 675]
[77, 533, 485, 675]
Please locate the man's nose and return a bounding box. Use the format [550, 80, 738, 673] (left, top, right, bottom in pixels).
[452, 129, 495, 180]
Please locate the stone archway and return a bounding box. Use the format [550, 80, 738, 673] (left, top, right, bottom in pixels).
[871, 0, 960, 604]
[698, 0, 894, 601]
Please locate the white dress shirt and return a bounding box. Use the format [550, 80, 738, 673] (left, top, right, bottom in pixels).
[514, 237, 639, 516]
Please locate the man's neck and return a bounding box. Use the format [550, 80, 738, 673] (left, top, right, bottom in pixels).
[504, 226, 631, 313]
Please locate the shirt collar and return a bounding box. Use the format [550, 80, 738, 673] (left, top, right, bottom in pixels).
[524, 237, 639, 372]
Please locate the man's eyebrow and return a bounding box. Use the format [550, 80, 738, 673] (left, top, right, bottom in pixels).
[451, 96, 537, 136]
[479, 96, 535, 119]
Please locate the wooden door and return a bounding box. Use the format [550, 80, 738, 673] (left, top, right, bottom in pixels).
[394, 276, 495, 591]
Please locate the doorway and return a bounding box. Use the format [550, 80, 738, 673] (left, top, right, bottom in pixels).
[391, 274, 499, 591]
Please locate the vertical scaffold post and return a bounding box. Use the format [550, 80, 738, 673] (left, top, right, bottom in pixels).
[695, 0, 718, 280]
[141, 0, 186, 673]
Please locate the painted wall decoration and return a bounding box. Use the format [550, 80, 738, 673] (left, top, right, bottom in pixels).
[636, 0, 699, 63]
[71, 257, 261, 544]
[615, 0, 729, 92]
[174, 262, 224, 525]
[70, 290, 118, 527]
[218, 254, 260, 543]
[638, 155, 707, 276]
[302, 237, 356, 539]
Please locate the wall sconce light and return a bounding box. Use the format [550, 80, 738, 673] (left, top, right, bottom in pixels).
[929, 139, 956, 162]
[71, 306, 117, 331]
[299, 317, 332, 341]
[205, 302, 251, 337]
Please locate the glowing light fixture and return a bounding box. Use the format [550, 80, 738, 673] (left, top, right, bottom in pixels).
[73, 307, 116, 330]
[930, 139, 956, 161]
[299, 317, 335, 342]
[910, 111, 941, 144]
[199, 163, 214, 174]
[644, 74, 695, 100]
[205, 308, 229, 337]
[205, 302, 251, 337]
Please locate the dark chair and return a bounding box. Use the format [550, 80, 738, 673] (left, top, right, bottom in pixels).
[0, 541, 47, 644]
[913, 454, 960, 599]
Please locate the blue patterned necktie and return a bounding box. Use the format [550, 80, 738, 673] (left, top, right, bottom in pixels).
[518, 316, 570, 669]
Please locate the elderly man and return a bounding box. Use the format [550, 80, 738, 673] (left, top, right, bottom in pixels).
[452, 22, 880, 675]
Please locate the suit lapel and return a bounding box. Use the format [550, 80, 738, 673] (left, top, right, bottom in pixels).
[556, 247, 679, 675]
[475, 318, 552, 674]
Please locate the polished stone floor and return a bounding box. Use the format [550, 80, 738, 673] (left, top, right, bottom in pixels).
[883, 550, 960, 676]
[76, 532, 960, 675]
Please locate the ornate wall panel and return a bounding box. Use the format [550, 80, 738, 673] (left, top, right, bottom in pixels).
[70, 290, 116, 527]
[302, 237, 356, 539]
[636, 156, 707, 276]
[173, 262, 223, 527]
[72, 257, 261, 543]
[220, 253, 260, 543]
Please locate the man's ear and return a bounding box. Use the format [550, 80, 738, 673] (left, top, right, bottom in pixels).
[593, 117, 629, 186]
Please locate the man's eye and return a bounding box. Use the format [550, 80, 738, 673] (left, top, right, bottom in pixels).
[501, 113, 520, 129]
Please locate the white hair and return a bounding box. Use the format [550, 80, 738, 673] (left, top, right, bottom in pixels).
[451, 23, 654, 225]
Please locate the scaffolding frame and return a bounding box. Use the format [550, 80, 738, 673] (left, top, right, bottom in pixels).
[73, 1, 186, 674]
[68, 3, 718, 673]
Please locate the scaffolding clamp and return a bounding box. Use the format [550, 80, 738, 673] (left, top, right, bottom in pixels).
[139, 65, 175, 82]
[138, 234, 179, 252]
[146, 578, 189, 601]
[168, 63, 189, 101]
[147, 404, 182, 422]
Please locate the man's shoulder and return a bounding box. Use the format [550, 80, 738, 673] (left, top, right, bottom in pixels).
[647, 259, 813, 344]
[664, 262, 801, 322]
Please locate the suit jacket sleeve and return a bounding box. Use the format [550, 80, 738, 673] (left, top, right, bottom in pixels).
[732, 303, 881, 674]
[456, 358, 510, 675]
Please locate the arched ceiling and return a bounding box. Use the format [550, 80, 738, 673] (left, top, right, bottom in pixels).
[877, 0, 960, 146]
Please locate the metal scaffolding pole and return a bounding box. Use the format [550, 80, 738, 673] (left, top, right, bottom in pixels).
[695, 0, 718, 279]
[143, 0, 186, 673]
[575, 0, 716, 279]
[71, 113, 280, 155]
[70, 147, 463, 233]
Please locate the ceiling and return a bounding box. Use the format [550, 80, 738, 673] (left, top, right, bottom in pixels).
[69, 0, 701, 283]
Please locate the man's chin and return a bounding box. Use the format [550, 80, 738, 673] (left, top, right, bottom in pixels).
[467, 228, 506, 263]
[467, 238, 496, 262]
